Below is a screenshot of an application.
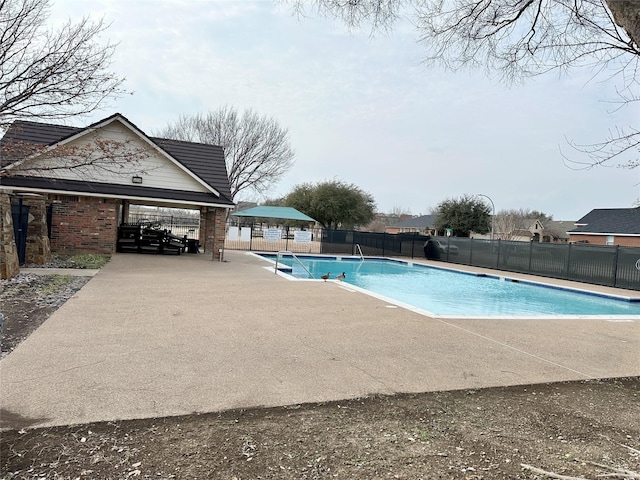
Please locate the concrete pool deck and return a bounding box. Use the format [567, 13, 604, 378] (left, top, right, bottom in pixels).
[1, 250, 638, 429]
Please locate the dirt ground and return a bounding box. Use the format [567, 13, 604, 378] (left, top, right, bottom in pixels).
[1, 268, 639, 479]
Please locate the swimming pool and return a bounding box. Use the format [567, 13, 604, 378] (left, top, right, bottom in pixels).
[258, 253, 640, 319]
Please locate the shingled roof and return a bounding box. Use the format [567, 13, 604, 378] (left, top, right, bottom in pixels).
[569, 208, 640, 235]
[389, 214, 438, 229]
[0, 114, 234, 208]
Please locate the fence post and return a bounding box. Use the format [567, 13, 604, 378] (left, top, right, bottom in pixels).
[496, 238, 500, 269]
[469, 237, 473, 265]
[565, 243, 572, 279]
[612, 245, 620, 288]
[528, 240, 533, 273]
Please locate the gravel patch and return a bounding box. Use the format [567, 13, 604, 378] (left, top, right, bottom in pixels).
[0, 272, 89, 359]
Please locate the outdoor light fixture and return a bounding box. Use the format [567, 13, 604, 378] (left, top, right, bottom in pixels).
[476, 193, 495, 240]
[132, 176, 143, 184]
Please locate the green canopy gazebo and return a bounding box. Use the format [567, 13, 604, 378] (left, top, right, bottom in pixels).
[231, 206, 315, 222]
[230, 206, 316, 251]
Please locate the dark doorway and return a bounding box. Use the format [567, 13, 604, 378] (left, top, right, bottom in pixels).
[11, 198, 30, 265]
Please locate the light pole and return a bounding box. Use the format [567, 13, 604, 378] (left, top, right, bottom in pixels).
[476, 194, 495, 240]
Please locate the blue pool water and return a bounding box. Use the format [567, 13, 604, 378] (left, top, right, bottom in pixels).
[263, 254, 640, 318]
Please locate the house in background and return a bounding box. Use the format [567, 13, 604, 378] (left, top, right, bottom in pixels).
[503, 218, 545, 242]
[474, 217, 572, 242]
[542, 220, 573, 243]
[385, 214, 438, 235]
[0, 113, 234, 278]
[568, 208, 640, 246]
[509, 219, 573, 243]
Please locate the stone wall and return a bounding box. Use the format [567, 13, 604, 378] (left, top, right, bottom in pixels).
[0, 193, 19, 279]
[22, 195, 51, 265]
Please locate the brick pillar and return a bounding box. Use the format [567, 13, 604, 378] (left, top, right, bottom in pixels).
[199, 208, 207, 251]
[201, 207, 227, 261]
[0, 193, 20, 279]
[213, 207, 227, 261]
[22, 195, 51, 265]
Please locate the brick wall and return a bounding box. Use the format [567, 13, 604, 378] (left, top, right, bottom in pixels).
[50, 195, 119, 254]
[569, 234, 640, 247]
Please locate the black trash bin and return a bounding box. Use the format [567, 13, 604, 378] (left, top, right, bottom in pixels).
[187, 239, 200, 254]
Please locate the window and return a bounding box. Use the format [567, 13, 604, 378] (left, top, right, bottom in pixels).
[606, 235, 614, 245]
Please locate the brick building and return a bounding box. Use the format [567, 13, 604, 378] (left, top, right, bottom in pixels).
[568, 208, 640, 247]
[0, 114, 234, 278]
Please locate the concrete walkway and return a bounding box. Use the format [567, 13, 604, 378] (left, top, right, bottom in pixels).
[1, 251, 638, 429]
[20, 268, 100, 277]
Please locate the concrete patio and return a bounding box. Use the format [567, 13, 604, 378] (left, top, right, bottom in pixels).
[1, 250, 638, 429]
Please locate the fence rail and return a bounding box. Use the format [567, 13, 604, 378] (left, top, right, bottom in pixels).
[126, 214, 199, 240]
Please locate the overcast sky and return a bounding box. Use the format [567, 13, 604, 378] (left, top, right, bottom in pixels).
[49, 0, 639, 220]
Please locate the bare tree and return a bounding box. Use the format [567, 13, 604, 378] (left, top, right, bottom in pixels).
[493, 208, 553, 240]
[295, 1, 639, 71]
[563, 123, 640, 169]
[0, 0, 126, 129]
[0, 123, 154, 178]
[414, 1, 638, 82]
[292, 0, 639, 168]
[158, 107, 295, 200]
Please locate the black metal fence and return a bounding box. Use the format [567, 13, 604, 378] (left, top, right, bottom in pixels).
[319, 230, 640, 291]
[126, 213, 199, 239]
[320, 230, 425, 258]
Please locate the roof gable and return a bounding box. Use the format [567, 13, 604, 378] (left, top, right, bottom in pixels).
[151, 137, 231, 201]
[0, 114, 233, 206]
[569, 208, 640, 235]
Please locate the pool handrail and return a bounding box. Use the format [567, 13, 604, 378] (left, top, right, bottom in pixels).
[275, 251, 315, 279]
[354, 244, 364, 261]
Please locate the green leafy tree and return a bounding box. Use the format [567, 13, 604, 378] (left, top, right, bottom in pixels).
[284, 180, 376, 229]
[435, 195, 491, 237]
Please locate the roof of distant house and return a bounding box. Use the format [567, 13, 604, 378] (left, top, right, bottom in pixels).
[569, 208, 640, 235]
[543, 220, 575, 239]
[389, 214, 437, 229]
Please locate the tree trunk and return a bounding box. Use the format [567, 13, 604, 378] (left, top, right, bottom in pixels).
[606, 0, 640, 46]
